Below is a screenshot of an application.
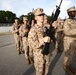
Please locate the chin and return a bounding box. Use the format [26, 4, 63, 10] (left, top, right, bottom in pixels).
[41, 20, 44, 22]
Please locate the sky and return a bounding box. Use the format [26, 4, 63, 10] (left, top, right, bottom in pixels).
[0, 0, 76, 19]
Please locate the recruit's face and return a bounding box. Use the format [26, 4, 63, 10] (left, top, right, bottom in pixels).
[44, 18, 47, 23]
[15, 20, 18, 25]
[57, 19, 61, 23]
[68, 11, 75, 17]
[35, 14, 44, 23]
[71, 11, 76, 17]
[73, 11, 76, 16]
[31, 20, 35, 25]
[23, 20, 28, 25]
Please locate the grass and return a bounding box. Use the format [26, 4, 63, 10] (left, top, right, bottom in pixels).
[0, 32, 12, 36]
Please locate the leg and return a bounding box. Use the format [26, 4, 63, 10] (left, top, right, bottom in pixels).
[64, 38, 74, 75]
[23, 38, 30, 64]
[15, 36, 21, 55]
[29, 46, 34, 64]
[33, 49, 44, 75]
[44, 54, 51, 75]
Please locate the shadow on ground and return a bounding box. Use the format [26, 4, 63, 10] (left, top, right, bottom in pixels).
[48, 52, 63, 75]
[23, 65, 35, 75]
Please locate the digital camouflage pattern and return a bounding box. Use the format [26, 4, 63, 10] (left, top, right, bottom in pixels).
[19, 24, 29, 59]
[12, 24, 22, 51]
[64, 18, 76, 66]
[28, 24, 51, 75]
[55, 21, 64, 51]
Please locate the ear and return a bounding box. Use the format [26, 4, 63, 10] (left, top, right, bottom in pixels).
[35, 16, 37, 20]
[23, 20, 24, 22]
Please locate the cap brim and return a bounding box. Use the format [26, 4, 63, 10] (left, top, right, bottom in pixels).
[68, 10, 76, 12]
[73, 10, 76, 12]
[37, 13, 45, 16]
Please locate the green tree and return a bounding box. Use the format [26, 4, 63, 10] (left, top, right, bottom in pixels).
[5, 11, 16, 23]
[0, 10, 17, 23]
[0, 10, 6, 23]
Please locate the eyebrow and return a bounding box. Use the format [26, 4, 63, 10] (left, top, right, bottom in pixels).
[38, 15, 44, 16]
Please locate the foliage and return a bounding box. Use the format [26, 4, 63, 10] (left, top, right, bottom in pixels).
[0, 10, 52, 26]
[0, 10, 16, 23]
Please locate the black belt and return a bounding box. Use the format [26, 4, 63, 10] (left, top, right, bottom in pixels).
[65, 35, 76, 37]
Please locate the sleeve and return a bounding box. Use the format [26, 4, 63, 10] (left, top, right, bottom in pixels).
[64, 19, 76, 36]
[12, 25, 17, 34]
[19, 26, 25, 37]
[19, 26, 23, 36]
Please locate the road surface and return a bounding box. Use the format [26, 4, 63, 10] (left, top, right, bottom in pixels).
[0, 35, 76, 75]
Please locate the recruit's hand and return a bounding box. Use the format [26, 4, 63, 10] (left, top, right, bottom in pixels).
[25, 29, 29, 32]
[43, 36, 51, 43]
[16, 30, 19, 32]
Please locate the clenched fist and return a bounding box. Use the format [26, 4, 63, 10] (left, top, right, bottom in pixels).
[25, 29, 29, 32]
[43, 36, 51, 43]
[16, 30, 19, 32]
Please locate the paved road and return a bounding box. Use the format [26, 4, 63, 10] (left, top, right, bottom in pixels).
[0, 35, 76, 75]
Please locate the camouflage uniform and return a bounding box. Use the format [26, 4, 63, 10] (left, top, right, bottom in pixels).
[12, 23, 22, 54]
[55, 21, 63, 52]
[28, 24, 51, 75]
[19, 31, 23, 51]
[64, 18, 76, 66]
[29, 21, 35, 58]
[19, 24, 29, 59]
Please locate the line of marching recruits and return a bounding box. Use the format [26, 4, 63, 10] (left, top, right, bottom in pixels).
[12, 17, 34, 64]
[12, 6, 76, 75]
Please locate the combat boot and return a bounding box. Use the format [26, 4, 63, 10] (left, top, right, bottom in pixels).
[29, 57, 34, 64]
[26, 58, 30, 65]
[64, 65, 74, 75]
[18, 50, 21, 55]
[56, 48, 63, 53]
[68, 65, 76, 74]
[22, 50, 25, 54]
[56, 48, 60, 53]
[20, 50, 24, 54]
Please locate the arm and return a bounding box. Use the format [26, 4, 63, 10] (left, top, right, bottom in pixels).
[34, 28, 50, 48]
[28, 27, 45, 49]
[19, 26, 25, 37]
[12, 25, 18, 34]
